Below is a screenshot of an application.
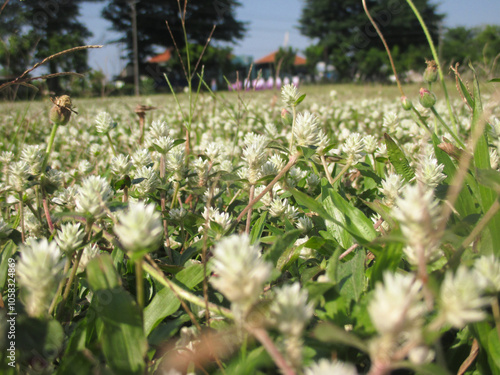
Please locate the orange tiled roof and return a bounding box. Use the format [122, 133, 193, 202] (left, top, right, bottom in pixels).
[148, 49, 172, 63]
[254, 50, 306, 65]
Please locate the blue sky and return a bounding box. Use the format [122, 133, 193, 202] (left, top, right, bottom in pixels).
[80, 0, 500, 78]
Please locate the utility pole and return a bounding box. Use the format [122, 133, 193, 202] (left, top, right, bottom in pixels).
[129, 0, 140, 96]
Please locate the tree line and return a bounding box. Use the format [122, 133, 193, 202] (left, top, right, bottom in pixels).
[0, 0, 498, 97]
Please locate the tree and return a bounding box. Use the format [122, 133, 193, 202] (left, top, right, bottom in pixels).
[299, 0, 444, 81]
[102, 0, 247, 78]
[0, 1, 94, 93]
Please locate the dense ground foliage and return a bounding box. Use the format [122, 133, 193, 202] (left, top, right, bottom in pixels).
[0, 77, 500, 375]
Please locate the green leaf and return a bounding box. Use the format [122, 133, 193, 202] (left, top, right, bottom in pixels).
[0, 240, 16, 292]
[489, 78, 500, 83]
[313, 322, 368, 352]
[289, 188, 334, 222]
[488, 328, 500, 369]
[368, 241, 403, 288]
[144, 264, 204, 335]
[264, 229, 302, 267]
[397, 361, 452, 375]
[87, 255, 147, 375]
[325, 190, 377, 246]
[17, 317, 64, 364]
[470, 67, 500, 252]
[250, 212, 267, 244]
[336, 249, 365, 303]
[476, 168, 500, 194]
[384, 133, 415, 181]
[294, 93, 307, 106]
[298, 145, 317, 160]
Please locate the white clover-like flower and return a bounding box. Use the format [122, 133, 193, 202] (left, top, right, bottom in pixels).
[243, 140, 268, 185]
[75, 176, 113, 218]
[169, 207, 188, 222]
[368, 272, 425, 335]
[95, 111, 115, 134]
[205, 142, 223, 161]
[202, 207, 232, 236]
[114, 202, 163, 254]
[363, 134, 378, 154]
[111, 154, 132, 179]
[269, 197, 288, 217]
[383, 112, 398, 130]
[153, 135, 175, 155]
[56, 222, 85, 255]
[392, 184, 441, 265]
[17, 239, 65, 317]
[281, 83, 302, 107]
[77, 243, 100, 273]
[438, 265, 489, 329]
[133, 166, 160, 196]
[9, 161, 30, 192]
[415, 155, 446, 189]
[148, 120, 170, 140]
[296, 216, 313, 233]
[132, 148, 153, 169]
[293, 111, 321, 148]
[20, 145, 45, 175]
[304, 359, 358, 375]
[286, 166, 307, 188]
[210, 234, 272, 311]
[342, 132, 364, 165]
[45, 168, 63, 190]
[379, 173, 403, 206]
[77, 159, 93, 175]
[306, 173, 321, 192]
[0, 150, 14, 164]
[270, 282, 313, 337]
[165, 146, 185, 178]
[0, 217, 13, 239]
[474, 255, 500, 293]
[52, 186, 78, 210]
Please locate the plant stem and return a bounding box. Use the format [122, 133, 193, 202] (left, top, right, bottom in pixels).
[170, 181, 180, 209]
[49, 260, 71, 315]
[236, 153, 300, 223]
[320, 155, 335, 186]
[106, 133, 117, 157]
[404, 0, 457, 133]
[330, 161, 351, 186]
[41, 187, 54, 233]
[135, 256, 144, 309]
[430, 107, 465, 148]
[245, 184, 255, 234]
[289, 105, 297, 153]
[42, 123, 59, 171]
[18, 192, 25, 243]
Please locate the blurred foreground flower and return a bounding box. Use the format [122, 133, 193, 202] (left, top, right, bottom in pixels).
[17, 239, 65, 317]
[210, 234, 271, 317]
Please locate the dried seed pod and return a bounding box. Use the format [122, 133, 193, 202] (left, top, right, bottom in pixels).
[49, 95, 77, 125]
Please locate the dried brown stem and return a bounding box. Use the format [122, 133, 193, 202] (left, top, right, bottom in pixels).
[191, 24, 216, 80]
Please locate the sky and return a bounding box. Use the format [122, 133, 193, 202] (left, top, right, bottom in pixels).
[79, 0, 500, 79]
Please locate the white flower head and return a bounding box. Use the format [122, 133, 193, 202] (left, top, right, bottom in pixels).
[415, 155, 446, 189]
[281, 83, 302, 107]
[132, 148, 153, 169]
[294, 111, 321, 148]
[20, 145, 45, 176]
[17, 239, 65, 317]
[77, 243, 100, 273]
[9, 161, 30, 192]
[210, 234, 271, 312]
[270, 282, 314, 337]
[368, 272, 425, 335]
[438, 265, 489, 329]
[76, 176, 113, 218]
[474, 255, 500, 293]
[56, 222, 85, 254]
[363, 134, 378, 154]
[379, 174, 403, 206]
[111, 154, 132, 179]
[304, 359, 358, 375]
[114, 202, 163, 255]
[133, 166, 160, 196]
[95, 111, 115, 134]
[342, 132, 364, 164]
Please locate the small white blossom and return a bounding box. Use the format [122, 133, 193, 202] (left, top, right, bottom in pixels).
[474, 255, 500, 293]
[293, 111, 321, 148]
[210, 234, 272, 313]
[17, 239, 65, 317]
[342, 132, 364, 165]
[111, 154, 132, 179]
[281, 83, 302, 107]
[415, 155, 446, 189]
[438, 265, 489, 329]
[304, 359, 358, 375]
[77, 243, 100, 273]
[95, 112, 115, 134]
[379, 174, 403, 206]
[363, 135, 378, 154]
[114, 202, 163, 254]
[56, 222, 85, 255]
[75, 176, 113, 218]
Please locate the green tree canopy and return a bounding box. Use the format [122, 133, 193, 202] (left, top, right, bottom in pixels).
[299, 0, 444, 81]
[0, 1, 94, 93]
[102, 0, 247, 76]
